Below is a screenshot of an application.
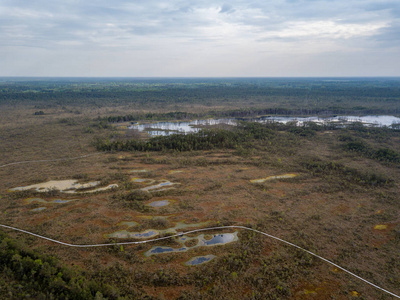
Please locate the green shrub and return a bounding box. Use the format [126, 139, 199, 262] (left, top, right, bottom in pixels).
[302, 160, 392, 186]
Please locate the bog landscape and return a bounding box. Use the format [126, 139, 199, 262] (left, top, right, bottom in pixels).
[0, 77, 399, 299]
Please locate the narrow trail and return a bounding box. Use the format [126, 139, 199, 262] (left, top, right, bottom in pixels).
[0, 223, 399, 299]
[1, 152, 399, 297]
[0, 153, 102, 169]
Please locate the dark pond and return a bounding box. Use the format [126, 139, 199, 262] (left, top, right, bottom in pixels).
[185, 255, 216, 266]
[148, 200, 170, 207]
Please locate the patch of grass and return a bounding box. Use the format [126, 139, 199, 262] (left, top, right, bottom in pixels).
[111, 190, 152, 212]
[301, 159, 393, 187]
[141, 217, 171, 230]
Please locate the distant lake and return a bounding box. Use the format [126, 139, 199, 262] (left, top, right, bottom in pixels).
[128, 118, 236, 136]
[258, 115, 400, 126]
[128, 115, 400, 136]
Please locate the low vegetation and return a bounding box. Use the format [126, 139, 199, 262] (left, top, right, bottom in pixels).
[0, 233, 141, 299]
[0, 78, 399, 299]
[342, 139, 400, 164]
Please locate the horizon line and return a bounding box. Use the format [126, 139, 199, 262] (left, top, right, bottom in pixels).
[1, 76, 400, 79]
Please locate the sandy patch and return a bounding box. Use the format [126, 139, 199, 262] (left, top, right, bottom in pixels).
[250, 173, 297, 183]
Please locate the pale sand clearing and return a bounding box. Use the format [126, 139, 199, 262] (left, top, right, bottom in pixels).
[11, 180, 118, 194]
[250, 173, 297, 183]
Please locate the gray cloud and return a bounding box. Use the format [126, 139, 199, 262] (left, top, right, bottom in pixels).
[0, 0, 399, 76]
[219, 4, 235, 14]
[372, 21, 400, 47]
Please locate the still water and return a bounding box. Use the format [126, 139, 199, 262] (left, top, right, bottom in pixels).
[148, 200, 170, 207]
[128, 115, 400, 136]
[128, 118, 236, 135]
[144, 232, 239, 256]
[185, 255, 216, 266]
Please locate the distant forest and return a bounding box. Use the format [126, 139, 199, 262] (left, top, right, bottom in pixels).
[1, 77, 400, 115]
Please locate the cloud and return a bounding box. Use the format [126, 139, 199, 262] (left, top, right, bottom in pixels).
[372, 21, 400, 47]
[0, 0, 399, 76]
[219, 4, 235, 14]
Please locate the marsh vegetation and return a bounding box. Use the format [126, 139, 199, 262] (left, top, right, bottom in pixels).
[0, 78, 399, 299]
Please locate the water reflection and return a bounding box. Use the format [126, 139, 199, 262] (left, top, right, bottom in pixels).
[148, 200, 170, 207]
[257, 115, 400, 127]
[134, 230, 158, 238]
[148, 246, 187, 255]
[129, 119, 237, 136]
[51, 199, 75, 204]
[128, 115, 400, 136]
[140, 180, 178, 192]
[144, 231, 238, 256]
[185, 255, 216, 266]
[31, 207, 46, 212]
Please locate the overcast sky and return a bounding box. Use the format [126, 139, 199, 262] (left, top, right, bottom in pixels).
[1, 0, 399, 77]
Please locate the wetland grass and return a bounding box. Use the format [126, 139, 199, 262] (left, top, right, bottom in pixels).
[1, 80, 399, 299]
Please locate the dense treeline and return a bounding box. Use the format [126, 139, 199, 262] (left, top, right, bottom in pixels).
[96, 121, 400, 153]
[106, 105, 398, 123]
[97, 129, 245, 152]
[107, 111, 199, 123]
[1, 78, 400, 114]
[0, 233, 141, 299]
[95, 122, 278, 152]
[301, 160, 392, 186]
[342, 139, 400, 163]
[0, 225, 318, 300]
[96, 122, 397, 188]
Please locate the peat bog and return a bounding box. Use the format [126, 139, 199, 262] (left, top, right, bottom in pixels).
[0, 78, 399, 299]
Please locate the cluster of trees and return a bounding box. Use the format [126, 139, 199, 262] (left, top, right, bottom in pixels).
[106, 106, 390, 124]
[1, 78, 400, 115]
[343, 140, 400, 163]
[95, 122, 279, 152]
[107, 111, 198, 123]
[0, 233, 134, 299]
[302, 160, 392, 186]
[96, 129, 243, 152]
[96, 119, 353, 153]
[111, 190, 152, 212]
